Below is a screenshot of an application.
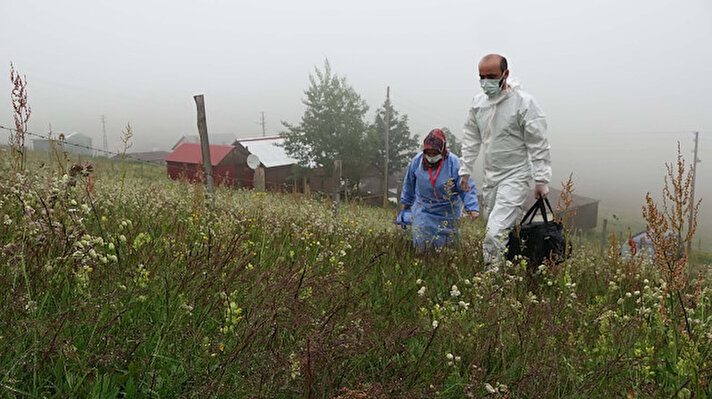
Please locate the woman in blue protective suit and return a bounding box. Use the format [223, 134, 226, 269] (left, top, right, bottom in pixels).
[400, 129, 480, 250]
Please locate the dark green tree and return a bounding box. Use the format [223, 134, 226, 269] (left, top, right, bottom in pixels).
[365, 98, 419, 177]
[442, 127, 462, 157]
[281, 60, 369, 184]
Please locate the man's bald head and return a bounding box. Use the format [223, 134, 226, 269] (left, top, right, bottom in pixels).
[479, 54, 508, 73]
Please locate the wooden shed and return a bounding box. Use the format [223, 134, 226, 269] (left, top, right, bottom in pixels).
[164, 143, 241, 187]
[232, 136, 314, 190]
[523, 187, 600, 230]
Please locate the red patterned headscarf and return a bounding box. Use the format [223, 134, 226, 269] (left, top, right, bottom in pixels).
[422, 128, 448, 168]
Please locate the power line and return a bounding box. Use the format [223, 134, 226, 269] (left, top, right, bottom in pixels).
[0, 125, 163, 166]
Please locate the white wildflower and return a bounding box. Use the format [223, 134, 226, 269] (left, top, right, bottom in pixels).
[450, 285, 461, 297]
[484, 383, 497, 394]
[418, 286, 426, 297]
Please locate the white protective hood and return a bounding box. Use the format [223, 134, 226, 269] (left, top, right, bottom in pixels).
[459, 78, 552, 187]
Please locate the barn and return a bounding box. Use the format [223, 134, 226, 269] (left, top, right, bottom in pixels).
[171, 134, 237, 150]
[231, 136, 329, 191]
[164, 143, 241, 187]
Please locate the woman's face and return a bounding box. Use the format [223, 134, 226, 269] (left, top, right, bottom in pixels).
[423, 149, 440, 157]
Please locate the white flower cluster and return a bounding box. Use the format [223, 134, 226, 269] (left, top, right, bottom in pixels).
[445, 352, 461, 367]
[450, 285, 461, 298]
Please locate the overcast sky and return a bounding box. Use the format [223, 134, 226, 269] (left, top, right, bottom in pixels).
[2, 0, 711, 243]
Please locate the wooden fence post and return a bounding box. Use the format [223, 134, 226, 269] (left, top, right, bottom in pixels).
[600, 218, 608, 257]
[193, 94, 215, 201]
[303, 176, 310, 198]
[254, 165, 265, 192]
[332, 160, 341, 218]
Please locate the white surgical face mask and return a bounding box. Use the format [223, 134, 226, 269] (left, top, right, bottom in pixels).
[480, 72, 506, 97]
[425, 154, 442, 164]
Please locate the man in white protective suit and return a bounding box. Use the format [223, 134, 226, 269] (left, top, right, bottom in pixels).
[458, 54, 552, 267]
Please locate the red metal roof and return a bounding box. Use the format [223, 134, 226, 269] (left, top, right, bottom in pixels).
[164, 143, 234, 166]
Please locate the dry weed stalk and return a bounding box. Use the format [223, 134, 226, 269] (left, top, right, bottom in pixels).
[10, 62, 31, 170]
[641, 143, 701, 335]
[118, 123, 133, 202]
[555, 173, 576, 227]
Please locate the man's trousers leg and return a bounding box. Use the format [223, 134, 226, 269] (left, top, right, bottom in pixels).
[482, 178, 531, 266]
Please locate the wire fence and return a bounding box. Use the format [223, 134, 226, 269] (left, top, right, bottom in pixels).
[0, 125, 164, 166]
[0, 125, 365, 197]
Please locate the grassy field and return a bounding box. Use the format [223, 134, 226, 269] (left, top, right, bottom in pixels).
[0, 150, 711, 398]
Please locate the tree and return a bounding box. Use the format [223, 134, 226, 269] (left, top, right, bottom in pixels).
[441, 127, 462, 157]
[365, 98, 418, 178]
[281, 60, 369, 185]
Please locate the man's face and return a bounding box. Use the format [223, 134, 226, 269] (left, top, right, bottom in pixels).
[478, 58, 506, 81]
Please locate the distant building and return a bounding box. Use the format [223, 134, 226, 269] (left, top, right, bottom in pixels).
[164, 143, 241, 187]
[33, 132, 93, 157]
[232, 136, 339, 192]
[165, 135, 339, 192]
[620, 230, 682, 260]
[232, 136, 299, 190]
[359, 165, 404, 203]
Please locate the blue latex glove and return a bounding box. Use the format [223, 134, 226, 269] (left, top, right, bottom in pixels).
[395, 209, 413, 229]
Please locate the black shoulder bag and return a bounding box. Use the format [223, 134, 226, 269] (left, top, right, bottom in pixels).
[507, 197, 572, 268]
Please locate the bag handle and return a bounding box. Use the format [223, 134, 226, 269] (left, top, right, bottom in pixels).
[543, 197, 555, 216]
[522, 197, 555, 225]
[521, 198, 542, 224]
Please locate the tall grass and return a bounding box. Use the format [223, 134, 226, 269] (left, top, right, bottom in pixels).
[0, 153, 710, 398]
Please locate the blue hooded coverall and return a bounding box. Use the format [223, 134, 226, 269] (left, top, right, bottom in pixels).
[401, 153, 479, 249]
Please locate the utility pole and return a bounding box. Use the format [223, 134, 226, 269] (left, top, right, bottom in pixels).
[260, 112, 266, 137]
[101, 115, 108, 155]
[687, 131, 700, 254]
[383, 86, 390, 207]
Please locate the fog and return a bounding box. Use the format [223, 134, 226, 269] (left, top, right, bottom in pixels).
[1, 0, 711, 246]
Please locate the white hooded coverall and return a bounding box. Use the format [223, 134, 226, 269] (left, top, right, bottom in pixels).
[458, 82, 552, 264]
